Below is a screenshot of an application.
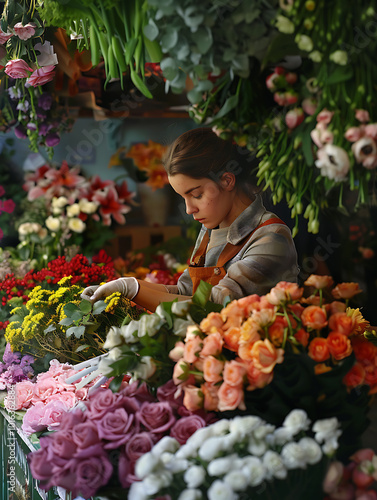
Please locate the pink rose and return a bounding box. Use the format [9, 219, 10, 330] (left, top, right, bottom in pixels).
[22, 401, 48, 435]
[84, 388, 123, 419]
[97, 408, 135, 448]
[350, 449, 375, 464]
[32, 377, 63, 403]
[49, 391, 77, 408]
[157, 379, 184, 408]
[170, 415, 206, 444]
[120, 381, 155, 403]
[58, 455, 113, 499]
[58, 408, 86, 432]
[0, 27, 13, 44]
[217, 382, 245, 412]
[223, 360, 247, 387]
[40, 400, 69, 431]
[183, 385, 203, 411]
[137, 401, 176, 434]
[28, 440, 57, 490]
[46, 433, 77, 460]
[201, 331, 224, 357]
[13, 22, 36, 40]
[26, 65, 56, 87]
[13, 380, 35, 410]
[125, 432, 155, 461]
[355, 109, 370, 123]
[5, 59, 32, 78]
[118, 451, 132, 488]
[72, 422, 100, 449]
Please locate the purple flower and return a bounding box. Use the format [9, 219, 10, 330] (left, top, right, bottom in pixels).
[27, 122, 37, 131]
[96, 408, 135, 449]
[38, 123, 52, 136]
[20, 355, 34, 367]
[137, 401, 176, 434]
[45, 133, 60, 147]
[36, 112, 47, 120]
[71, 422, 100, 449]
[2, 343, 21, 368]
[125, 432, 155, 462]
[157, 379, 184, 408]
[62, 454, 113, 499]
[38, 93, 53, 111]
[170, 414, 207, 445]
[14, 124, 27, 139]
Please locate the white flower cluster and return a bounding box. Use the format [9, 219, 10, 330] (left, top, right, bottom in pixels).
[45, 196, 99, 235]
[129, 409, 342, 500]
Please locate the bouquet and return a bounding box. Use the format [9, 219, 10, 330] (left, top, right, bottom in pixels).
[126, 140, 169, 191]
[131, 408, 341, 500]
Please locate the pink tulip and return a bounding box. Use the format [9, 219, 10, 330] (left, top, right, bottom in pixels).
[355, 109, 370, 123]
[285, 108, 304, 129]
[5, 59, 32, 78]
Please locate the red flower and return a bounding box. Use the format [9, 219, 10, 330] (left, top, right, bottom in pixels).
[92, 186, 131, 225]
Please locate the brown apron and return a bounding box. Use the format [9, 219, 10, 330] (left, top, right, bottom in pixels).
[188, 217, 286, 293]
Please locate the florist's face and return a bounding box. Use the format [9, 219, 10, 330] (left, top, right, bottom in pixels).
[168, 173, 235, 229]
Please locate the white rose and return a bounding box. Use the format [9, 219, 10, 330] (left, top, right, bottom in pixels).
[143, 471, 172, 496]
[169, 342, 185, 361]
[52, 196, 68, 209]
[45, 216, 61, 232]
[207, 455, 237, 477]
[151, 436, 180, 457]
[207, 480, 237, 500]
[79, 198, 98, 214]
[171, 299, 193, 316]
[241, 456, 265, 486]
[176, 442, 198, 460]
[253, 423, 276, 440]
[262, 450, 287, 480]
[295, 34, 314, 51]
[103, 327, 124, 350]
[223, 470, 249, 491]
[137, 313, 164, 338]
[185, 427, 214, 451]
[313, 417, 341, 443]
[174, 318, 196, 337]
[210, 418, 230, 436]
[309, 50, 322, 63]
[229, 415, 261, 438]
[30, 222, 42, 233]
[198, 436, 225, 462]
[184, 465, 206, 488]
[322, 436, 341, 456]
[18, 222, 33, 236]
[247, 437, 268, 457]
[329, 50, 348, 65]
[268, 427, 293, 446]
[275, 15, 295, 34]
[283, 409, 311, 435]
[107, 347, 123, 361]
[299, 437, 322, 465]
[128, 481, 149, 500]
[135, 452, 162, 480]
[68, 217, 86, 233]
[168, 458, 190, 474]
[66, 203, 81, 217]
[178, 489, 203, 500]
[131, 356, 156, 381]
[119, 320, 139, 343]
[281, 442, 307, 469]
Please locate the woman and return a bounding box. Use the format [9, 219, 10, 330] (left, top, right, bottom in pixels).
[81, 128, 299, 311]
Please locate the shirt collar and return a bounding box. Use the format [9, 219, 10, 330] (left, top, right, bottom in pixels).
[226, 194, 266, 244]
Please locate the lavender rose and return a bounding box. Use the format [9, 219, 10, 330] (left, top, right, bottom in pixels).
[170, 415, 207, 445]
[125, 432, 155, 462]
[72, 422, 101, 449]
[137, 402, 176, 434]
[84, 388, 123, 420]
[157, 379, 184, 409]
[97, 408, 136, 449]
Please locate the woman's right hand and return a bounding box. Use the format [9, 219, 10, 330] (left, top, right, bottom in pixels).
[80, 278, 140, 303]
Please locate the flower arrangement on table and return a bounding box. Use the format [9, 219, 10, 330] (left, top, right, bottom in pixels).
[12, 161, 136, 266]
[125, 140, 169, 191]
[0, 0, 74, 156]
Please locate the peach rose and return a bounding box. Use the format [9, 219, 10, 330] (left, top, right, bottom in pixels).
[240, 317, 261, 344]
[250, 338, 284, 374]
[223, 360, 247, 387]
[343, 362, 365, 389]
[27, 65, 56, 87]
[5, 59, 32, 78]
[328, 312, 353, 336]
[217, 382, 245, 412]
[237, 294, 261, 315]
[199, 312, 224, 334]
[252, 308, 277, 328]
[276, 281, 304, 300]
[169, 341, 185, 362]
[223, 326, 242, 352]
[327, 332, 352, 360]
[183, 385, 203, 411]
[201, 331, 224, 357]
[202, 356, 224, 384]
[173, 360, 190, 385]
[266, 286, 287, 305]
[238, 341, 257, 361]
[304, 274, 334, 289]
[183, 335, 203, 364]
[301, 295, 321, 306]
[308, 337, 330, 362]
[10, 380, 35, 410]
[301, 305, 328, 330]
[332, 282, 362, 300]
[245, 361, 273, 389]
[293, 328, 310, 347]
[314, 363, 332, 375]
[201, 382, 219, 411]
[329, 301, 347, 314]
[221, 300, 245, 329]
[268, 316, 287, 347]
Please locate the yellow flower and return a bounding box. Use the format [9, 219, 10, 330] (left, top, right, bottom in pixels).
[58, 276, 72, 286]
[57, 303, 67, 321]
[105, 292, 121, 313]
[10, 306, 22, 315]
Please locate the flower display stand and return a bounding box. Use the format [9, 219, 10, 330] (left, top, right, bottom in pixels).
[0, 408, 71, 500]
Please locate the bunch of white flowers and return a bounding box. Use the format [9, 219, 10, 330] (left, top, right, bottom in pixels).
[129, 409, 342, 500]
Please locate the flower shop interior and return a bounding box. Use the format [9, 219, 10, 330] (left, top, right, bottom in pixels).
[1, 1, 377, 500]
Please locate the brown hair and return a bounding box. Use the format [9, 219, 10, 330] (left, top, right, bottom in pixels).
[164, 127, 260, 196]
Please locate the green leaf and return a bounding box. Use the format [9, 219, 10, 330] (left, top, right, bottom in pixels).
[59, 317, 74, 326]
[75, 344, 90, 353]
[160, 57, 179, 81]
[44, 324, 56, 333]
[109, 375, 124, 392]
[64, 303, 81, 316]
[326, 65, 353, 85]
[187, 89, 203, 104]
[161, 27, 178, 52]
[301, 128, 315, 166]
[143, 19, 159, 41]
[192, 280, 213, 307]
[79, 300, 92, 314]
[195, 26, 213, 54]
[92, 301, 107, 315]
[66, 326, 86, 339]
[213, 94, 239, 120]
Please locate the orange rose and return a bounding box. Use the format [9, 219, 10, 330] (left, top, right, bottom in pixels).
[201, 382, 219, 411]
[183, 335, 203, 363]
[364, 363, 377, 388]
[293, 328, 310, 347]
[203, 356, 224, 383]
[223, 326, 242, 352]
[308, 337, 330, 362]
[314, 363, 332, 375]
[329, 301, 347, 314]
[328, 312, 353, 336]
[240, 317, 261, 344]
[275, 281, 304, 300]
[250, 338, 284, 374]
[332, 282, 362, 300]
[217, 382, 245, 411]
[346, 308, 370, 334]
[221, 299, 246, 329]
[343, 362, 365, 389]
[200, 312, 224, 334]
[238, 340, 258, 361]
[268, 316, 287, 347]
[351, 336, 376, 363]
[183, 385, 203, 411]
[223, 360, 247, 387]
[173, 360, 191, 385]
[301, 295, 321, 306]
[304, 274, 334, 289]
[327, 331, 352, 360]
[201, 331, 224, 357]
[288, 302, 305, 319]
[237, 294, 261, 315]
[301, 305, 328, 330]
[245, 361, 273, 389]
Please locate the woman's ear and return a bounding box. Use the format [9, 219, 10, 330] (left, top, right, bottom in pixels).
[220, 172, 236, 191]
